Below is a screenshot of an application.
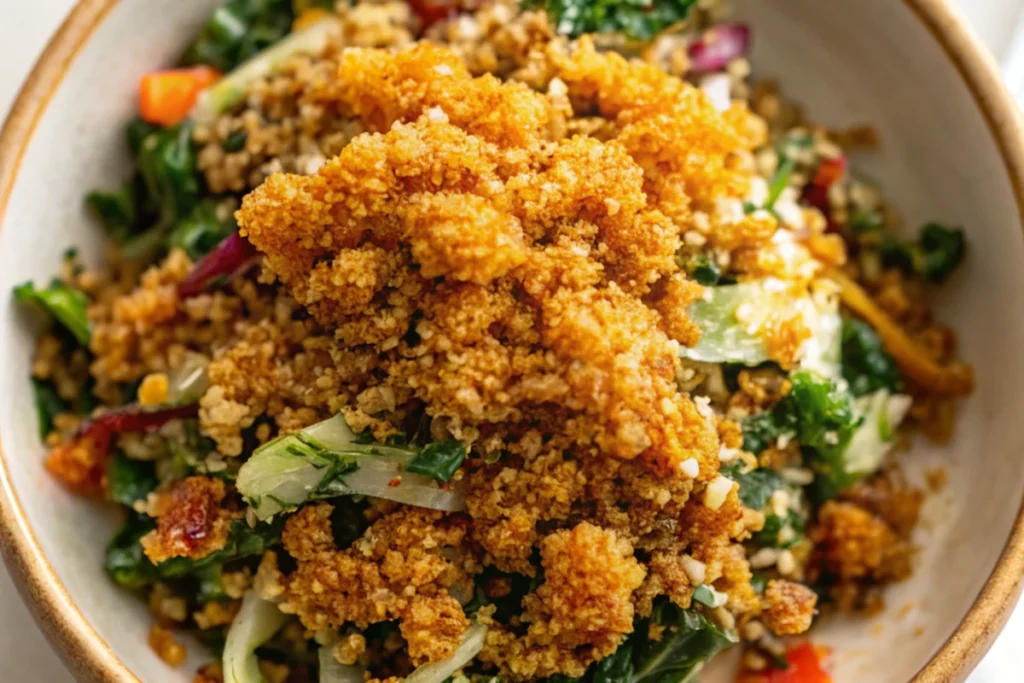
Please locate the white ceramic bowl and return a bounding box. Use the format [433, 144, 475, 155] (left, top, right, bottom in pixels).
[1, 0, 1023, 681]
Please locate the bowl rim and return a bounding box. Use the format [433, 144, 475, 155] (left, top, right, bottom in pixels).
[1, 0, 1023, 681]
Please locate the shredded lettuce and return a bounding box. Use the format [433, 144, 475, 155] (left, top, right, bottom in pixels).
[841, 389, 912, 479]
[192, 17, 341, 123]
[319, 642, 366, 683]
[223, 591, 288, 683]
[682, 280, 841, 378]
[404, 623, 487, 683]
[237, 414, 467, 520]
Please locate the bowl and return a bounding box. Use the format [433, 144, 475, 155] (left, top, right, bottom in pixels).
[2, 0, 1024, 681]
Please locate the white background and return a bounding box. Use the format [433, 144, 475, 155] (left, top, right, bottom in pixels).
[0, 0, 1021, 681]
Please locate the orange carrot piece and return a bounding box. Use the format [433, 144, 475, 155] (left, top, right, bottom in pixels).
[139, 66, 221, 127]
[764, 643, 832, 683]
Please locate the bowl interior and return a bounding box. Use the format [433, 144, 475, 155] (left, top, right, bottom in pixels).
[1, 1, 1023, 681]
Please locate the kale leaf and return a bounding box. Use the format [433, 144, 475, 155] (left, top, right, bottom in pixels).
[878, 222, 965, 284]
[406, 440, 467, 482]
[523, 0, 699, 40]
[13, 280, 92, 345]
[31, 378, 66, 441]
[739, 371, 861, 500]
[719, 464, 782, 511]
[169, 199, 238, 260]
[105, 513, 159, 589]
[740, 410, 786, 455]
[105, 515, 284, 589]
[181, 0, 334, 72]
[86, 179, 139, 243]
[107, 453, 160, 507]
[841, 316, 901, 397]
[752, 510, 803, 549]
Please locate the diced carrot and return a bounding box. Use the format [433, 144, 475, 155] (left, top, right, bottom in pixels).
[139, 66, 221, 127]
[293, 7, 334, 31]
[764, 644, 832, 683]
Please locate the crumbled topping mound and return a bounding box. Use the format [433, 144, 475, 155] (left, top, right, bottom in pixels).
[236, 39, 764, 473]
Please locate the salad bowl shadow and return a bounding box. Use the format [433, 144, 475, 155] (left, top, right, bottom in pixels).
[1, 0, 1024, 681]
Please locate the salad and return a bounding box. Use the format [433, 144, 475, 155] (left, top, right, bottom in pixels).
[14, 1, 972, 682]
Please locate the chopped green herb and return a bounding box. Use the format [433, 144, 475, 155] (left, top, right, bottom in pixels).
[405, 440, 467, 483]
[523, 0, 698, 41]
[765, 157, 795, 209]
[13, 280, 92, 345]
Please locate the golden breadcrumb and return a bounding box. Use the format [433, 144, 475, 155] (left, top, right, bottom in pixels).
[141, 476, 240, 563]
[761, 580, 817, 635]
[279, 503, 472, 665]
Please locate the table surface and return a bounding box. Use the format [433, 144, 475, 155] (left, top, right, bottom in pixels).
[0, 1, 1022, 681]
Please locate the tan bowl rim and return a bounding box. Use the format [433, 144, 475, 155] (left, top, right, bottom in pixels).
[1, 0, 1023, 681]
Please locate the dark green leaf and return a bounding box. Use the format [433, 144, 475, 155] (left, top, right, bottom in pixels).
[13, 280, 91, 345]
[31, 378, 66, 441]
[223, 130, 248, 152]
[169, 199, 237, 260]
[86, 182, 138, 242]
[740, 411, 785, 455]
[752, 510, 803, 549]
[138, 123, 201, 230]
[740, 371, 861, 500]
[916, 223, 965, 283]
[841, 317, 901, 397]
[628, 604, 736, 683]
[194, 563, 230, 603]
[107, 453, 159, 507]
[126, 118, 161, 155]
[158, 517, 284, 577]
[720, 465, 783, 511]
[104, 514, 158, 588]
[182, 0, 299, 72]
[878, 222, 965, 284]
[523, 0, 698, 40]
[406, 440, 466, 482]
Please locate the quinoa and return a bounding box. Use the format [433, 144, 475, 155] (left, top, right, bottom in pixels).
[19, 0, 973, 679]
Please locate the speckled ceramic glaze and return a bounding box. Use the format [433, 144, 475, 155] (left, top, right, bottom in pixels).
[1, 1, 1023, 681]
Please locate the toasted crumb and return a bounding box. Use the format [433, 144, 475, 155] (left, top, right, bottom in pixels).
[148, 624, 187, 667]
[141, 476, 240, 563]
[761, 580, 817, 635]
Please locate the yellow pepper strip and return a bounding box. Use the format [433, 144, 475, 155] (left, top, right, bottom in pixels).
[830, 270, 974, 396]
